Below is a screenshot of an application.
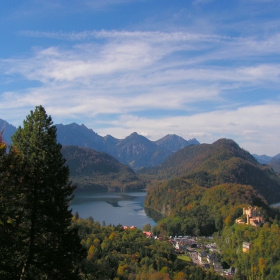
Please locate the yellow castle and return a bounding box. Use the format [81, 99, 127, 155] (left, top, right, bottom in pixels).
[236, 206, 263, 227]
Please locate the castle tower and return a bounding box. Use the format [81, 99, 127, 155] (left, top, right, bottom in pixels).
[247, 215, 250, 225]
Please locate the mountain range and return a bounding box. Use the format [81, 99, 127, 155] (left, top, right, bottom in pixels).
[1, 118, 280, 175]
[1, 119, 199, 170]
[56, 123, 200, 169]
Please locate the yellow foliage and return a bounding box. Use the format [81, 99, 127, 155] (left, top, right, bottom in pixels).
[259, 257, 267, 272]
[109, 232, 118, 240]
[186, 203, 193, 210]
[160, 266, 168, 273]
[117, 264, 131, 276]
[150, 272, 171, 280]
[225, 215, 232, 226]
[87, 245, 97, 260]
[173, 271, 186, 280]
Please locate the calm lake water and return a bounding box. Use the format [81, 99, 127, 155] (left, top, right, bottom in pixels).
[70, 191, 157, 229]
[271, 202, 280, 207]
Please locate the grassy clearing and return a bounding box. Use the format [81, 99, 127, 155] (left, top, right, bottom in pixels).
[177, 255, 192, 262]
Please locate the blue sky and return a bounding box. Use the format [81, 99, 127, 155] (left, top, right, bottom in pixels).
[1, 0, 280, 156]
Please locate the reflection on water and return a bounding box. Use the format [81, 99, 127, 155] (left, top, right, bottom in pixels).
[70, 191, 156, 229]
[144, 207, 164, 222]
[73, 193, 142, 207]
[271, 202, 280, 207]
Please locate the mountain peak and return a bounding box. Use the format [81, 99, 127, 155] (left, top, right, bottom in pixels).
[124, 132, 148, 142]
[130, 132, 139, 136]
[0, 118, 17, 145]
[155, 134, 199, 153]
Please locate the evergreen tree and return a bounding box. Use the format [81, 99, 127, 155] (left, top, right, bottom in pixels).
[0, 133, 29, 279]
[5, 106, 85, 279]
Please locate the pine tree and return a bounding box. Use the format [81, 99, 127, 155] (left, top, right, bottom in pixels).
[1, 133, 32, 279]
[7, 106, 85, 279]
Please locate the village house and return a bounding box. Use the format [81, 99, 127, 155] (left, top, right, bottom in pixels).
[197, 251, 207, 263]
[170, 237, 197, 252]
[213, 257, 223, 273]
[243, 242, 251, 253]
[207, 253, 223, 272]
[175, 241, 180, 250]
[207, 253, 215, 264]
[123, 225, 137, 230]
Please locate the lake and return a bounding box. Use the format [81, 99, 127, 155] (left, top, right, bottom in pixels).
[70, 191, 157, 229]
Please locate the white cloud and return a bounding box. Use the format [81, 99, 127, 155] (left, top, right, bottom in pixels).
[139, 132, 151, 138]
[1, 28, 280, 155]
[242, 130, 260, 135]
[20, 30, 230, 43]
[189, 132, 211, 137]
[7, 30, 280, 91]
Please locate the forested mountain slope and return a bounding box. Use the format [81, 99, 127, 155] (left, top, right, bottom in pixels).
[62, 146, 145, 191]
[140, 138, 280, 204]
[269, 153, 280, 174]
[145, 182, 270, 236]
[56, 123, 106, 151]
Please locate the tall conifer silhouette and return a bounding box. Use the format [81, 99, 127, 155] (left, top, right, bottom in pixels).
[7, 106, 85, 279]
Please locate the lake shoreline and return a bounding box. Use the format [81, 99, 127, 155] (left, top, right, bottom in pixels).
[70, 190, 156, 229]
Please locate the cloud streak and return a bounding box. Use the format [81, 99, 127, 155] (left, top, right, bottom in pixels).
[5, 30, 280, 88]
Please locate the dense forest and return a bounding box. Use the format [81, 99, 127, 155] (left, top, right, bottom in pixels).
[146, 182, 276, 236]
[143, 139, 280, 238]
[140, 139, 280, 204]
[61, 145, 145, 191]
[72, 216, 224, 280]
[269, 156, 280, 174]
[215, 223, 280, 279]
